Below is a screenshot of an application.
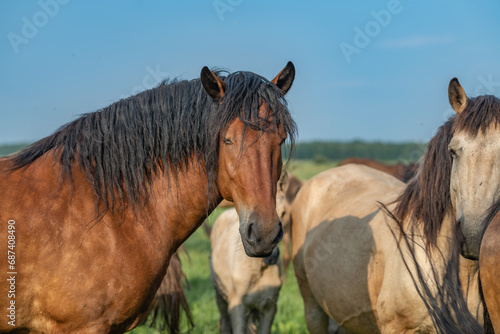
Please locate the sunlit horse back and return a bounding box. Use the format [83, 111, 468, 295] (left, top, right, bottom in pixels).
[0, 62, 295, 333]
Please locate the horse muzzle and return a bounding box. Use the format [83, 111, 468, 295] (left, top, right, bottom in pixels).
[239, 212, 283, 257]
[458, 217, 483, 261]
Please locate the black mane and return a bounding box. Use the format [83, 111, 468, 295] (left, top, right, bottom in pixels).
[10, 70, 296, 215]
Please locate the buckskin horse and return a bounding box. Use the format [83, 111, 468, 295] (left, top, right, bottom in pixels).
[290, 78, 496, 333]
[0, 62, 296, 333]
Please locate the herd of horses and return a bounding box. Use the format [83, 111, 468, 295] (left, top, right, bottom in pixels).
[0, 61, 499, 333]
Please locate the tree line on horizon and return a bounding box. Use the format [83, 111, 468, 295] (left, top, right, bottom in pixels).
[0, 140, 427, 163]
[284, 140, 426, 163]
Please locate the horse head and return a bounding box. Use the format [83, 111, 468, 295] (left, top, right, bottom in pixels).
[448, 78, 500, 260]
[201, 62, 295, 257]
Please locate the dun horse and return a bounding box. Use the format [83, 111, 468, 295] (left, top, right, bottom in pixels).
[276, 171, 303, 278]
[210, 209, 282, 334]
[0, 63, 296, 333]
[291, 78, 497, 333]
[396, 81, 500, 334]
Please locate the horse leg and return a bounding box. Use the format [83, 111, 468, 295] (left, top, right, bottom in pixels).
[215, 291, 232, 334]
[294, 249, 328, 333]
[228, 302, 248, 334]
[257, 301, 277, 334]
[298, 278, 329, 333]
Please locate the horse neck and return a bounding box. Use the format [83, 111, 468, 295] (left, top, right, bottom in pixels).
[148, 158, 222, 251]
[401, 211, 482, 325]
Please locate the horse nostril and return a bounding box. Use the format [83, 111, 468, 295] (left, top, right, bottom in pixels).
[246, 223, 260, 245]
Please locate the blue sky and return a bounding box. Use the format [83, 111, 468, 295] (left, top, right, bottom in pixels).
[1, 0, 499, 144]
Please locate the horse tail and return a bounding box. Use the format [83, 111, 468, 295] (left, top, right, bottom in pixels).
[147, 249, 193, 333]
[381, 204, 485, 333]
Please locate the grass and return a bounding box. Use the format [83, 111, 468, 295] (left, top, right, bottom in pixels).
[130, 160, 337, 333]
[286, 159, 339, 181]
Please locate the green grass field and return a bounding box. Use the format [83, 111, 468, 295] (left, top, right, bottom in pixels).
[130, 160, 338, 333]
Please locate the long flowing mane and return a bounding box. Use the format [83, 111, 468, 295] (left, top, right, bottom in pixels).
[8, 70, 296, 216]
[383, 94, 500, 333]
[393, 94, 500, 247]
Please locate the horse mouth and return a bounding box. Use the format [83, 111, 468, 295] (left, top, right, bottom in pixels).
[241, 225, 283, 258]
[263, 247, 280, 266]
[458, 228, 480, 261]
[460, 242, 479, 261]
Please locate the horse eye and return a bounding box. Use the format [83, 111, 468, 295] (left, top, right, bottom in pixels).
[222, 137, 233, 145]
[449, 148, 457, 159]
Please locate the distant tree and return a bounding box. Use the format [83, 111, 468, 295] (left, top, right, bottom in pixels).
[283, 140, 425, 162]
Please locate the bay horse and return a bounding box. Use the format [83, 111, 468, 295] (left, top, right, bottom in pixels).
[0, 62, 296, 333]
[291, 78, 498, 333]
[337, 157, 418, 183]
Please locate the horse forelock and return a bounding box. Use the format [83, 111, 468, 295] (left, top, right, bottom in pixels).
[8, 70, 295, 218]
[453, 95, 500, 136]
[218, 71, 296, 138]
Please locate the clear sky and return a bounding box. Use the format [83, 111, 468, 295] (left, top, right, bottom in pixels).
[1, 0, 499, 144]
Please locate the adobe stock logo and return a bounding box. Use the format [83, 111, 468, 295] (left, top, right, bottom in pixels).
[475, 74, 500, 96]
[339, 0, 404, 63]
[212, 0, 243, 21]
[7, 0, 70, 54]
[119, 65, 170, 100]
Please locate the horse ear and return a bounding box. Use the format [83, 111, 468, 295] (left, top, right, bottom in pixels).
[448, 78, 467, 114]
[200, 67, 226, 100]
[271, 61, 295, 94]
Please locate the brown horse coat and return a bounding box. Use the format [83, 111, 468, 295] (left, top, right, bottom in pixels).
[0, 63, 296, 333]
[480, 213, 500, 332]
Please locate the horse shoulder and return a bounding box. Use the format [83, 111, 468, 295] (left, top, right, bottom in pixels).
[0, 155, 176, 332]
